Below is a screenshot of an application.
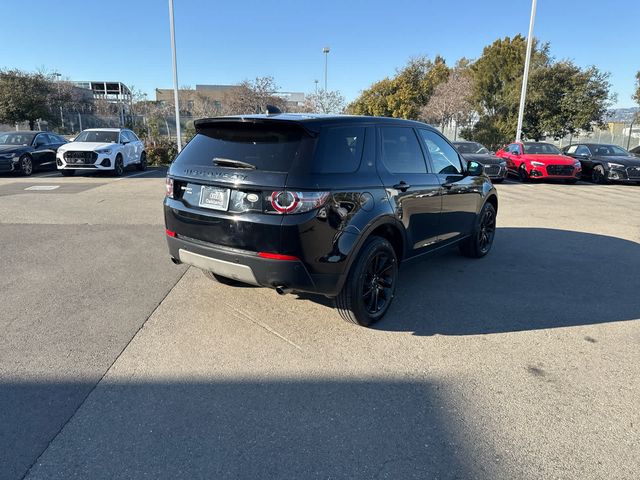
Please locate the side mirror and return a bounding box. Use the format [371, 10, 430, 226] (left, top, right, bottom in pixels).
[121, 140, 130, 145]
[512, 150, 520, 156]
[467, 160, 484, 176]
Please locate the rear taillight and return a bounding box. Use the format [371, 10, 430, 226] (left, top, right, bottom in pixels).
[165, 177, 174, 198]
[267, 191, 329, 214]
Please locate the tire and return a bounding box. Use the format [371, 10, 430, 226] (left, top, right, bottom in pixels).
[136, 151, 147, 171]
[459, 202, 497, 258]
[592, 165, 608, 184]
[60, 169, 75, 177]
[492, 178, 504, 184]
[564, 179, 578, 184]
[203, 270, 244, 286]
[336, 236, 398, 327]
[19, 155, 33, 176]
[518, 164, 529, 183]
[113, 155, 124, 177]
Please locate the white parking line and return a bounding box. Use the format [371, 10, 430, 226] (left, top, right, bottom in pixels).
[113, 170, 158, 181]
[25, 185, 60, 191]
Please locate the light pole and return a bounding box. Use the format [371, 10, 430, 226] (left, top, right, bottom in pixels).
[168, 0, 182, 152]
[322, 47, 330, 92]
[53, 72, 64, 131]
[515, 0, 537, 142]
[314, 79, 319, 95]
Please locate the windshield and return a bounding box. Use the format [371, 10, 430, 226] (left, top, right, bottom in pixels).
[0, 133, 36, 146]
[523, 143, 561, 155]
[454, 142, 489, 154]
[591, 145, 629, 156]
[74, 130, 119, 143]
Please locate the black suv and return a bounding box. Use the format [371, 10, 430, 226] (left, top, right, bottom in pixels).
[164, 114, 498, 326]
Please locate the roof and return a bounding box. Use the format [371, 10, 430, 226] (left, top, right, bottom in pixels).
[194, 113, 434, 133]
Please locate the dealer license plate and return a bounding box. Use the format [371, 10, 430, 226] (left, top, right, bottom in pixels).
[198, 186, 230, 211]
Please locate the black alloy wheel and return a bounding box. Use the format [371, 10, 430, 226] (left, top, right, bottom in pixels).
[136, 152, 147, 171]
[20, 155, 33, 176]
[460, 202, 497, 258]
[592, 165, 608, 184]
[113, 155, 124, 176]
[336, 236, 398, 327]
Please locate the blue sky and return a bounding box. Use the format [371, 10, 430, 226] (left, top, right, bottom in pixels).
[1, 0, 637, 107]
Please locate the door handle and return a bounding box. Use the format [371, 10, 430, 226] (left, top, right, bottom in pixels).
[393, 181, 411, 192]
[442, 183, 454, 190]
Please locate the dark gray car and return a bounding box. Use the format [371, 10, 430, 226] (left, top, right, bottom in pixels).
[452, 141, 508, 183]
[0, 131, 67, 176]
[563, 143, 640, 184]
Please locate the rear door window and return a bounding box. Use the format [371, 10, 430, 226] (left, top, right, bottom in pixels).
[379, 127, 428, 174]
[313, 126, 365, 173]
[174, 123, 310, 173]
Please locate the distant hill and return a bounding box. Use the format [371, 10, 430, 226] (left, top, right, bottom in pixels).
[605, 107, 639, 123]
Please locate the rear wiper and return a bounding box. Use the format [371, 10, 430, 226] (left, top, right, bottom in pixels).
[213, 157, 256, 169]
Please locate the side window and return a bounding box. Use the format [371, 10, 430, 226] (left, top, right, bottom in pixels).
[313, 126, 365, 174]
[566, 145, 578, 154]
[380, 127, 427, 174]
[419, 130, 463, 175]
[34, 134, 48, 146]
[576, 145, 590, 156]
[128, 131, 140, 142]
[508, 144, 520, 154]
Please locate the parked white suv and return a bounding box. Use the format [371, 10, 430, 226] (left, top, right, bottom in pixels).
[57, 128, 146, 176]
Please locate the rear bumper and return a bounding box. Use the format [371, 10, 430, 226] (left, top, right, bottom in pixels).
[166, 234, 342, 296]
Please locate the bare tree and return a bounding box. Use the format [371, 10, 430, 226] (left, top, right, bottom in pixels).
[300, 89, 346, 114]
[420, 68, 474, 130]
[221, 76, 286, 115]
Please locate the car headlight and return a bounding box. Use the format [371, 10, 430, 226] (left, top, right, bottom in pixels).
[573, 161, 581, 168]
[0, 152, 15, 159]
[499, 161, 507, 167]
[96, 149, 112, 155]
[531, 161, 545, 167]
[606, 162, 625, 169]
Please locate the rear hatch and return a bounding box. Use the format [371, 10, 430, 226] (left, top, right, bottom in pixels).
[165, 119, 317, 252]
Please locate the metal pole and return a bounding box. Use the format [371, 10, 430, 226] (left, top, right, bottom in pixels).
[515, 0, 537, 142]
[78, 112, 82, 132]
[627, 119, 635, 150]
[169, 0, 182, 152]
[323, 47, 330, 92]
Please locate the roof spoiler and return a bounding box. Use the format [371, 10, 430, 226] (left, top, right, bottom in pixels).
[193, 117, 320, 136]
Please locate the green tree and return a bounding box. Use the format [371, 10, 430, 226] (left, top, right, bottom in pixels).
[524, 62, 612, 140]
[0, 69, 58, 130]
[463, 35, 549, 147]
[634, 71, 640, 105]
[348, 56, 450, 119]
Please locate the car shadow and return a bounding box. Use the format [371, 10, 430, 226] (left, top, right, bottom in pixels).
[2, 379, 486, 480]
[369, 227, 640, 335]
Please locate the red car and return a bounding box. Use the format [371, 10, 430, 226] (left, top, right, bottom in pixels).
[496, 141, 582, 183]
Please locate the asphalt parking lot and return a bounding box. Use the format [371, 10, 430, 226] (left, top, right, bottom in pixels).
[1, 169, 639, 479]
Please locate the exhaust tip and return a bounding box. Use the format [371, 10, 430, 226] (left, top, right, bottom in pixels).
[170, 257, 181, 265]
[275, 285, 289, 295]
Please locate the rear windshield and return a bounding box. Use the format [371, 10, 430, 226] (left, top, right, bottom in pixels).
[174, 123, 311, 173]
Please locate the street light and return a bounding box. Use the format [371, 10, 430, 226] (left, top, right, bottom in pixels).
[168, 0, 182, 152]
[322, 47, 330, 92]
[52, 72, 64, 131]
[314, 79, 319, 94]
[515, 0, 537, 143]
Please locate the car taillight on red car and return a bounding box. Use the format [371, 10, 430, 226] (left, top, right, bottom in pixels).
[165, 177, 174, 198]
[267, 191, 329, 214]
